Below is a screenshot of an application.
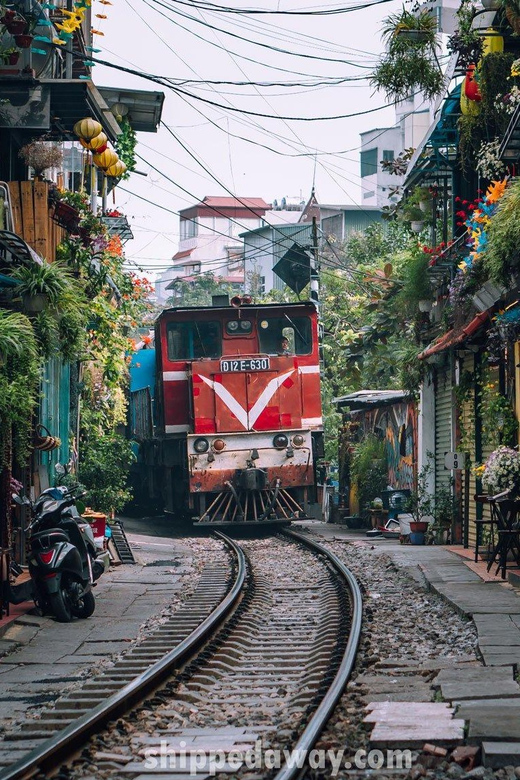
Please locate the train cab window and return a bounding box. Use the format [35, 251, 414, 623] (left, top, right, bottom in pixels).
[258, 316, 312, 355]
[226, 319, 253, 336]
[166, 321, 221, 360]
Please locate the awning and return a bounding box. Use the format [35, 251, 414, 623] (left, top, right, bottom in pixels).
[98, 87, 164, 133]
[418, 310, 491, 360]
[40, 79, 122, 142]
[332, 389, 408, 409]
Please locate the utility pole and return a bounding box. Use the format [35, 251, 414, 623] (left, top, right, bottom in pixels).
[310, 216, 320, 311]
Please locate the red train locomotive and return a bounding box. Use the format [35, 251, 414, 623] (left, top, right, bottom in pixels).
[137, 297, 323, 525]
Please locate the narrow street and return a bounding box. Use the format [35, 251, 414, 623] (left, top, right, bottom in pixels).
[1, 517, 519, 779]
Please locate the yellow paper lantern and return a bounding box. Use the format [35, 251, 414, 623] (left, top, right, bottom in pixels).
[105, 160, 127, 178]
[92, 148, 119, 170]
[73, 117, 102, 140]
[79, 132, 107, 152]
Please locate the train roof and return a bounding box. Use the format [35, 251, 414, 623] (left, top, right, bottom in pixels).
[157, 301, 317, 319]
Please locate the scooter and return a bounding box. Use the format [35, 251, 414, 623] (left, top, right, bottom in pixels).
[13, 482, 110, 623]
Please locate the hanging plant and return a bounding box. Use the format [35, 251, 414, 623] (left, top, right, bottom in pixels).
[18, 141, 62, 180]
[447, 0, 484, 69]
[371, 6, 444, 101]
[114, 117, 136, 180]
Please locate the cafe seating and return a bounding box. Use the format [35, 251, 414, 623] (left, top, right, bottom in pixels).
[481, 492, 520, 579]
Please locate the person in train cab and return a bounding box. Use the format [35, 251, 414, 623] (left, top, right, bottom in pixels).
[279, 336, 292, 355]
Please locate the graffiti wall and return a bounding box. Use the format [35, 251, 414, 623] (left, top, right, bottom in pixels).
[354, 401, 416, 491]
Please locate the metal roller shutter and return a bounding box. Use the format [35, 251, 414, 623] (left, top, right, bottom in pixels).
[435, 365, 453, 494]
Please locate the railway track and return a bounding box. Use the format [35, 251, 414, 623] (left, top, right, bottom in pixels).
[0, 529, 362, 780]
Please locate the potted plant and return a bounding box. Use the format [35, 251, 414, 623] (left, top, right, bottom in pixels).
[414, 185, 433, 212]
[403, 204, 426, 232]
[481, 446, 520, 497]
[406, 461, 435, 542]
[371, 6, 445, 101]
[430, 482, 456, 544]
[11, 7, 42, 47]
[12, 259, 69, 312]
[0, 45, 19, 65]
[1, 9, 27, 36]
[19, 141, 62, 180]
[350, 434, 388, 525]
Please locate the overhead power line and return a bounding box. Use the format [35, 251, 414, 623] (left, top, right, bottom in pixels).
[154, 0, 396, 15]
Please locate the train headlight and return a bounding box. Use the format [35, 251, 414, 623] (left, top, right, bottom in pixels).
[212, 438, 226, 452]
[292, 434, 305, 447]
[193, 437, 209, 453]
[273, 433, 288, 449]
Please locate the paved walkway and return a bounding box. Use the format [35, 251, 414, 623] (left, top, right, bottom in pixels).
[296, 520, 520, 766]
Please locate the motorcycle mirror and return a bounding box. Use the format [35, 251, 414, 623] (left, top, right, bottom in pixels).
[12, 494, 30, 507]
[55, 463, 66, 476]
[76, 500, 86, 514]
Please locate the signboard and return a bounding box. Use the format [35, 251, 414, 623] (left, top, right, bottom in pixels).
[444, 452, 465, 470]
[273, 243, 310, 294]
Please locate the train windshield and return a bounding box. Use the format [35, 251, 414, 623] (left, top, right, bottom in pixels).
[258, 316, 312, 355]
[167, 321, 222, 360]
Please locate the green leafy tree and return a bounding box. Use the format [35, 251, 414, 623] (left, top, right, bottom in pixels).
[166, 272, 238, 307]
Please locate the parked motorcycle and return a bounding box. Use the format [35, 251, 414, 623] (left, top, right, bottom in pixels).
[12, 475, 110, 622]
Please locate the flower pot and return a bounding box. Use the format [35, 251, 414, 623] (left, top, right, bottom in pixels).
[410, 220, 425, 233]
[22, 293, 48, 313]
[410, 520, 429, 532]
[410, 531, 425, 544]
[395, 28, 431, 42]
[6, 51, 20, 65]
[14, 34, 33, 48]
[419, 200, 430, 213]
[5, 19, 27, 35]
[1, 10, 16, 24]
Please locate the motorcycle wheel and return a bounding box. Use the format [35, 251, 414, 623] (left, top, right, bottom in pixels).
[49, 588, 73, 623]
[71, 590, 95, 619]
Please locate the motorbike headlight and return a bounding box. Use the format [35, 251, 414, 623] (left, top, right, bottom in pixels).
[273, 433, 288, 449]
[193, 437, 209, 453]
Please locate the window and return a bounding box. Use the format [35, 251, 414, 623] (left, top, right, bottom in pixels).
[257, 316, 312, 355]
[180, 218, 198, 240]
[360, 148, 378, 178]
[382, 150, 394, 163]
[167, 321, 221, 360]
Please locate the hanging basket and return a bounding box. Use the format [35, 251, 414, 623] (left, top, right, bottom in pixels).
[33, 424, 61, 452]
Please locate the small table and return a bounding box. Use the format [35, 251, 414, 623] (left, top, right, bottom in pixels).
[485, 493, 520, 579]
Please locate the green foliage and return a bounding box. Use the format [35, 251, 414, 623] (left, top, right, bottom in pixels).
[114, 117, 137, 180]
[350, 434, 388, 516]
[396, 248, 432, 307]
[167, 272, 238, 307]
[371, 7, 443, 101]
[0, 310, 41, 466]
[458, 52, 516, 172]
[484, 178, 520, 284]
[78, 432, 135, 513]
[479, 364, 518, 448]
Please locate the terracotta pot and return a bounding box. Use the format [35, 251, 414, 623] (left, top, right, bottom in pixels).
[1, 10, 16, 24]
[410, 520, 429, 532]
[14, 34, 33, 48]
[5, 19, 27, 35]
[7, 51, 20, 65]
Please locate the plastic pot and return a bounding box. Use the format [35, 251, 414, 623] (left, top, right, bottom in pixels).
[410, 531, 425, 545]
[14, 34, 33, 48]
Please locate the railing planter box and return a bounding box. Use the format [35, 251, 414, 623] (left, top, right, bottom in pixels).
[52, 200, 80, 232]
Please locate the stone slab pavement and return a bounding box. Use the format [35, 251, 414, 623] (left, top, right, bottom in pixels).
[0, 516, 204, 729]
[296, 520, 520, 757]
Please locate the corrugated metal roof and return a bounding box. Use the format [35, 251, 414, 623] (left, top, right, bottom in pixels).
[332, 389, 408, 409]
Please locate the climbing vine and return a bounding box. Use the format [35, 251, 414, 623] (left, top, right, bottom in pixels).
[114, 117, 136, 180]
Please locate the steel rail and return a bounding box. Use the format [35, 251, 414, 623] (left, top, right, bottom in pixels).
[274, 528, 363, 780]
[0, 531, 246, 780]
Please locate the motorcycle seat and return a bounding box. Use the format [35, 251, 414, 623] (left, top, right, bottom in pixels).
[31, 529, 69, 546]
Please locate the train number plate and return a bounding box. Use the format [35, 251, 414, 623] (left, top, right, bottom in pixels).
[220, 358, 270, 372]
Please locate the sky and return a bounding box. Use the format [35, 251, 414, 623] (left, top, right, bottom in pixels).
[91, 0, 404, 279]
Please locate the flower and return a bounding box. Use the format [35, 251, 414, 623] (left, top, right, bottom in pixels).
[512, 58, 520, 77]
[481, 446, 520, 496]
